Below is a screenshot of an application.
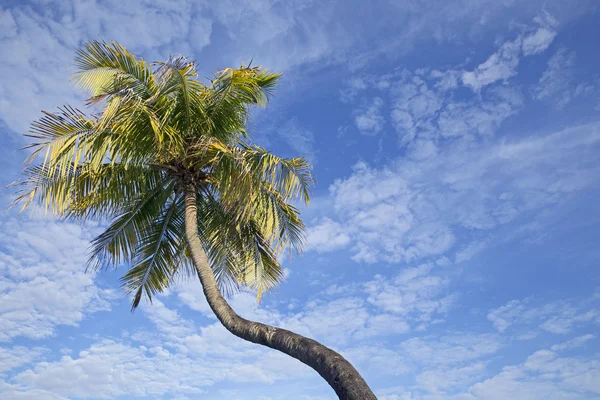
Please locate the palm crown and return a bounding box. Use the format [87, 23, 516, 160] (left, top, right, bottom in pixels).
[17, 41, 313, 309]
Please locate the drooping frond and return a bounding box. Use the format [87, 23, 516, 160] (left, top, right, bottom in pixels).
[121, 194, 191, 310]
[24, 106, 95, 172]
[252, 180, 306, 255]
[196, 188, 285, 300]
[15, 161, 165, 219]
[240, 143, 312, 203]
[67, 165, 166, 221]
[88, 179, 176, 271]
[200, 140, 312, 216]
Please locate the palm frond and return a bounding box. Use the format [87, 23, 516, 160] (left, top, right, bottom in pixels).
[203, 66, 281, 141]
[197, 187, 286, 300]
[202, 141, 312, 221]
[121, 194, 190, 310]
[88, 179, 176, 271]
[73, 40, 154, 102]
[241, 143, 313, 203]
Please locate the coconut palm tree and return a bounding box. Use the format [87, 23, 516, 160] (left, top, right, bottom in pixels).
[15, 41, 376, 399]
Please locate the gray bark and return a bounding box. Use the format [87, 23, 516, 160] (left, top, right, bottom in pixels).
[184, 186, 377, 400]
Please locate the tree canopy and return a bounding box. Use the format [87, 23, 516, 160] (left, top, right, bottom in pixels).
[16, 41, 313, 309]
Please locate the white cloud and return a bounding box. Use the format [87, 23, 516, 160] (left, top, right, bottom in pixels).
[531, 48, 597, 109]
[11, 340, 216, 399]
[280, 297, 371, 345]
[306, 121, 600, 264]
[0, 381, 68, 400]
[0, 346, 47, 375]
[521, 28, 557, 56]
[305, 217, 351, 253]
[400, 334, 503, 367]
[343, 345, 408, 376]
[437, 85, 523, 138]
[0, 218, 111, 342]
[354, 97, 385, 135]
[340, 76, 370, 103]
[462, 22, 557, 91]
[390, 71, 443, 143]
[487, 297, 600, 335]
[468, 348, 600, 399]
[550, 334, 596, 351]
[487, 299, 526, 332]
[318, 161, 455, 264]
[0, 9, 17, 39]
[341, 38, 530, 151]
[540, 310, 599, 335]
[415, 362, 487, 394]
[364, 264, 456, 323]
[277, 117, 317, 162]
[278, 265, 456, 340]
[461, 36, 523, 91]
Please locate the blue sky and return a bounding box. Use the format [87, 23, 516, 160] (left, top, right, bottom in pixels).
[1, 0, 600, 399]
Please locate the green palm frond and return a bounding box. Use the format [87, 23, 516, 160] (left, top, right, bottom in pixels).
[197, 189, 284, 300]
[73, 40, 154, 102]
[202, 140, 312, 217]
[211, 66, 281, 107]
[68, 165, 166, 220]
[253, 181, 306, 255]
[24, 106, 95, 172]
[241, 143, 312, 203]
[88, 179, 176, 271]
[121, 194, 191, 309]
[204, 67, 281, 141]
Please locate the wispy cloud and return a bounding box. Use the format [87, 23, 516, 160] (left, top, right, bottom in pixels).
[531, 48, 598, 109]
[306, 121, 600, 264]
[488, 296, 600, 335]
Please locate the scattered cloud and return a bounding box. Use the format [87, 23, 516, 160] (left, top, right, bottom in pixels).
[276, 117, 317, 163]
[364, 264, 456, 324]
[0, 218, 112, 342]
[461, 36, 523, 91]
[550, 334, 596, 351]
[305, 217, 351, 253]
[531, 48, 597, 109]
[10, 340, 215, 399]
[354, 97, 385, 135]
[306, 120, 600, 263]
[341, 16, 562, 154]
[0, 346, 47, 375]
[469, 347, 600, 399]
[462, 20, 557, 91]
[400, 333, 503, 367]
[487, 296, 600, 335]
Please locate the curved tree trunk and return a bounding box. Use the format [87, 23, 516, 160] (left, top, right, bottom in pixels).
[184, 186, 377, 400]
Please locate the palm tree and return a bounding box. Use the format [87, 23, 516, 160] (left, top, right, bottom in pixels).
[15, 41, 376, 399]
